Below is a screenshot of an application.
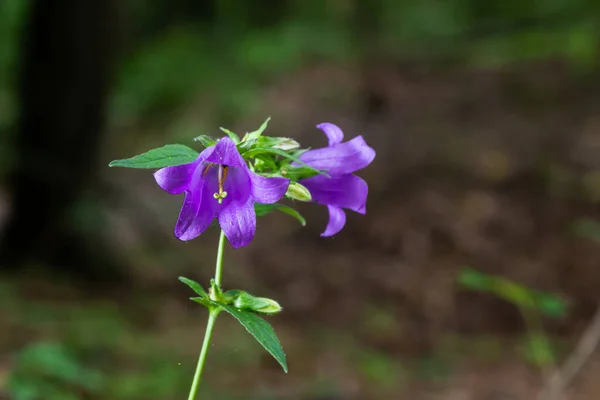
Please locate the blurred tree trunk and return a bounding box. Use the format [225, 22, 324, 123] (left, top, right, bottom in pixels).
[0, 0, 125, 283]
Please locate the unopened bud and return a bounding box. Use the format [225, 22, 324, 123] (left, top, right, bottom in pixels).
[285, 182, 312, 202]
[273, 138, 300, 151]
[233, 291, 283, 315]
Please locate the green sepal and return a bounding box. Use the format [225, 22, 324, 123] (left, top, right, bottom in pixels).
[253, 155, 278, 172]
[238, 117, 271, 153]
[222, 289, 243, 304]
[247, 117, 271, 139]
[210, 278, 224, 300]
[254, 203, 306, 226]
[219, 127, 241, 143]
[193, 135, 217, 148]
[242, 147, 327, 177]
[108, 144, 198, 169]
[281, 165, 322, 180]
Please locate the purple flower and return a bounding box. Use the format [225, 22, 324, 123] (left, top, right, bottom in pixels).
[297, 123, 375, 237]
[154, 137, 289, 248]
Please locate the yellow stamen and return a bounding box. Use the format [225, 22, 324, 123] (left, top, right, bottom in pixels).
[213, 165, 229, 204]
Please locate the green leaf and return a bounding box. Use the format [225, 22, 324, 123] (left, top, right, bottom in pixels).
[194, 135, 217, 148]
[109, 144, 198, 169]
[254, 203, 306, 226]
[242, 147, 327, 177]
[219, 303, 288, 373]
[255, 203, 278, 217]
[178, 276, 207, 298]
[219, 127, 241, 143]
[190, 296, 213, 308]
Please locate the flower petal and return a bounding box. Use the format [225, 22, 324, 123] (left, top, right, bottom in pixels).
[154, 162, 198, 194]
[322, 205, 346, 237]
[222, 165, 252, 204]
[205, 137, 245, 167]
[300, 173, 368, 214]
[317, 122, 344, 147]
[218, 197, 256, 248]
[298, 136, 375, 175]
[174, 164, 215, 240]
[154, 146, 216, 194]
[176, 193, 216, 241]
[249, 171, 289, 204]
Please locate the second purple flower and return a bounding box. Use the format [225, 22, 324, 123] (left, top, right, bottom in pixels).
[297, 123, 376, 237]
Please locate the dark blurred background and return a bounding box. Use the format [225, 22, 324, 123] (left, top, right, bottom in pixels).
[1, 0, 600, 399]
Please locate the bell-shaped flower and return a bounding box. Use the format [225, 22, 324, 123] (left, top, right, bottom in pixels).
[154, 137, 289, 248]
[297, 123, 375, 237]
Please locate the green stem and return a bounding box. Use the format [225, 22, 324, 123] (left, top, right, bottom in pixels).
[213, 230, 226, 288]
[187, 309, 219, 400]
[187, 230, 227, 400]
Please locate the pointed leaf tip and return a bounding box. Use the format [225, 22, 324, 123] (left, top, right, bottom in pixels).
[220, 304, 288, 373]
[178, 276, 207, 297]
[109, 144, 199, 169]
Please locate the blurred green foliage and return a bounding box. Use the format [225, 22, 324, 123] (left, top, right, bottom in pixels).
[1, 1, 600, 396]
[112, 0, 600, 124]
[0, 0, 28, 172]
[572, 218, 600, 242]
[0, 0, 598, 138]
[7, 342, 103, 400]
[458, 267, 568, 368]
[458, 267, 568, 319]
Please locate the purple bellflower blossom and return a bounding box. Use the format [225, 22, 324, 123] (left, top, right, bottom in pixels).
[297, 123, 376, 237]
[154, 137, 290, 248]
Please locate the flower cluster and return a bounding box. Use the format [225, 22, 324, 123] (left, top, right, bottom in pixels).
[109, 119, 377, 387]
[153, 121, 376, 247]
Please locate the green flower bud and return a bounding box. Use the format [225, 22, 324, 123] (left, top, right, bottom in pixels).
[233, 291, 283, 315]
[285, 182, 312, 202]
[272, 138, 300, 151]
